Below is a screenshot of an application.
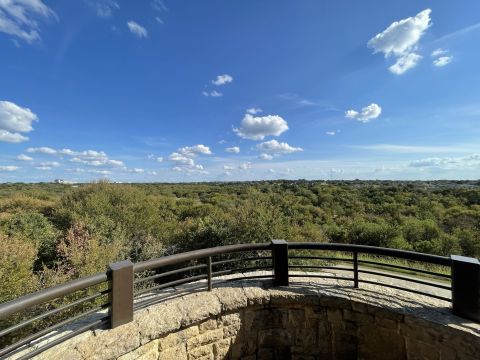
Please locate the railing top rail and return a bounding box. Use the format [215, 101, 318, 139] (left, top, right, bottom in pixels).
[133, 243, 271, 273]
[288, 242, 451, 266]
[0, 242, 451, 322]
[0, 272, 108, 321]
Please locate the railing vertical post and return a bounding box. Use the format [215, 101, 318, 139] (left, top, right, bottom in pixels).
[207, 256, 212, 291]
[272, 240, 289, 286]
[108, 259, 134, 329]
[451, 255, 480, 322]
[353, 251, 359, 288]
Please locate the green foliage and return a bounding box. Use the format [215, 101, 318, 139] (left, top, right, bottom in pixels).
[0, 180, 479, 301]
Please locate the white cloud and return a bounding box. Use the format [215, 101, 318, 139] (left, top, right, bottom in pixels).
[73, 168, 112, 175]
[0, 165, 19, 171]
[433, 56, 453, 67]
[127, 21, 148, 38]
[38, 161, 59, 167]
[27, 146, 56, 154]
[431, 48, 448, 57]
[345, 103, 382, 123]
[368, 9, 432, 74]
[0, 101, 38, 143]
[0, 0, 56, 43]
[178, 144, 212, 156]
[223, 165, 234, 170]
[169, 152, 194, 166]
[152, 0, 168, 12]
[409, 154, 480, 169]
[26, 147, 125, 168]
[16, 154, 33, 161]
[259, 153, 273, 160]
[202, 90, 223, 97]
[130, 168, 145, 173]
[225, 146, 240, 154]
[85, 0, 119, 18]
[212, 74, 233, 86]
[256, 140, 303, 154]
[148, 154, 163, 162]
[325, 131, 336, 136]
[234, 113, 288, 140]
[246, 107, 262, 115]
[239, 162, 251, 170]
[0, 130, 28, 143]
[389, 53, 422, 75]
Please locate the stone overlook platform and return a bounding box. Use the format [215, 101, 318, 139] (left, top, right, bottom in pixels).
[16, 271, 480, 360]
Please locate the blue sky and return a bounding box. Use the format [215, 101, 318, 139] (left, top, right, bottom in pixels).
[1, 0, 479, 182]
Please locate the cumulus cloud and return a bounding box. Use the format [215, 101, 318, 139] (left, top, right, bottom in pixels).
[234, 113, 288, 140]
[225, 146, 240, 153]
[127, 21, 148, 38]
[345, 103, 382, 123]
[431, 48, 448, 57]
[26, 146, 56, 154]
[368, 9, 432, 74]
[326, 131, 336, 136]
[212, 74, 233, 86]
[433, 56, 453, 67]
[256, 140, 303, 154]
[0, 101, 38, 143]
[16, 154, 33, 161]
[223, 165, 234, 170]
[178, 144, 212, 156]
[246, 107, 262, 115]
[389, 53, 422, 75]
[0, 0, 56, 43]
[0, 165, 19, 171]
[26, 147, 125, 168]
[259, 153, 273, 160]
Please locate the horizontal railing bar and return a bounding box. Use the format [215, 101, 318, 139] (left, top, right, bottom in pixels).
[0, 272, 108, 321]
[134, 274, 207, 297]
[358, 259, 451, 278]
[288, 243, 451, 266]
[358, 269, 451, 290]
[289, 274, 354, 281]
[134, 243, 271, 273]
[11, 317, 110, 360]
[0, 289, 109, 338]
[134, 283, 206, 312]
[134, 264, 207, 284]
[212, 265, 272, 277]
[359, 279, 451, 302]
[0, 303, 109, 358]
[289, 256, 354, 262]
[224, 275, 274, 282]
[211, 257, 272, 266]
[288, 265, 353, 272]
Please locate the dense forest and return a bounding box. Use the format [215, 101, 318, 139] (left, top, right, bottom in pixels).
[1, 180, 479, 303]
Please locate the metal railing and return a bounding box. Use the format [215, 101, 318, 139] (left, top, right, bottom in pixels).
[0, 241, 479, 359]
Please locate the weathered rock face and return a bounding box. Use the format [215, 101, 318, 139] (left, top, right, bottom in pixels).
[19, 274, 480, 360]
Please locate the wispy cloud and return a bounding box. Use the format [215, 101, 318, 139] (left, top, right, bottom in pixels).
[0, 0, 56, 43]
[127, 21, 148, 38]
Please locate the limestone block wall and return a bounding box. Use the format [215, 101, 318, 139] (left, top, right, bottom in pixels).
[20, 275, 480, 360]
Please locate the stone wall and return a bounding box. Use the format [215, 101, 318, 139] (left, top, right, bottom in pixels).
[19, 273, 480, 360]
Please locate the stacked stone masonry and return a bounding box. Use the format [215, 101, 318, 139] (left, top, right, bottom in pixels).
[15, 273, 480, 360]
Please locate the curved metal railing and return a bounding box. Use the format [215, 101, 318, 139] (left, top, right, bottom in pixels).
[0, 241, 478, 359]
